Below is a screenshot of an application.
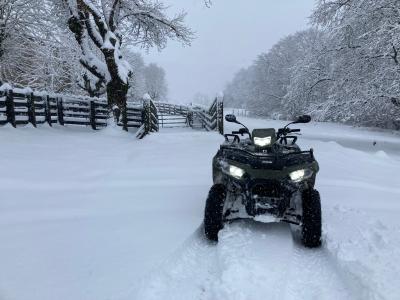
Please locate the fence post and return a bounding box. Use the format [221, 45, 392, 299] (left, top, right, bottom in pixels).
[45, 95, 52, 126]
[89, 100, 96, 130]
[187, 111, 193, 127]
[6, 89, 16, 128]
[57, 97, 64, 126]
[142, 100, 150, 135]
[122, 104, 128, 132]
[155, 103, 159, 132]
[217, 99, 224, 135]
[27, 92, 37, 128]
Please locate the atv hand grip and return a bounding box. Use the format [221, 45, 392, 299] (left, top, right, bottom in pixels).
[224, 134, 240, 143]
[290, 129, 301, 133]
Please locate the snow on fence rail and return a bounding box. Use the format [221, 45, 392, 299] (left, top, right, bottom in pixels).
[0, 84, 222, 136]
[153, 98, 224, 134]
[155, 102, 189, 116]
[188, 97, 224, 134]
[0, 86, 159, 138]
[155, 102, 190, 128]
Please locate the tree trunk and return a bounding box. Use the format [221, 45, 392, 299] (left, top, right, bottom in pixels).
[103, 49, 129, 130]
[106, 78, 129, 131]
[106, 78, 128, 109]
[104, 49, 129, 106]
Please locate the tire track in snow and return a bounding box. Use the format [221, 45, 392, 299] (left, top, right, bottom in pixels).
[283, 235, 357, 300]
[210, 221, 294, 300]
[211, 221, 354, 300]
[134, 221, 355, 300]
[322, 206, 400, 300]
[133, 227, 219, 300]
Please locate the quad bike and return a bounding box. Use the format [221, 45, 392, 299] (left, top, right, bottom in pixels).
[204, 114, 321, 248]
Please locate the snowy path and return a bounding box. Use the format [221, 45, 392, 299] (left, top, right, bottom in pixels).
[135, 222, 356, 300]
[132, 119, 400, 300]
[0, 120, 400, 300]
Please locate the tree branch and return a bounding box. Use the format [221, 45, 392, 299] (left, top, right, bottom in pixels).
[80, 58, 106, 81]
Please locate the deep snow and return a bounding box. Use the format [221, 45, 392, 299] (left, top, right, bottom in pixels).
[0, 119, 399, 300]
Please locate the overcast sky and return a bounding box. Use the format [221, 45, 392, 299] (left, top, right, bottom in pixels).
[140, 0, 316, 103]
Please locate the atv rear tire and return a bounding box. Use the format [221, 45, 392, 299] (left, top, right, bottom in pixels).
[204, 184, 226, 242]
[301, 189, 322, 248]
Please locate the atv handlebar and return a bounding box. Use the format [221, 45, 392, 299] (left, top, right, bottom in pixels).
[277, 128, 301, 138]
[276, 127, 301, 146]
[224, 126, 301, 146]
[232, 129, 251, 139]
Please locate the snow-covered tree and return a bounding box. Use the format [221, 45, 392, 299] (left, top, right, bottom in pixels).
[0, 0, 82, 93]
[123, 50, 146, 102]
[225, 29, 322, 119]
[224, 67, 256, 110]
[310, 0, 400, 128]
[143, 63, 167, 101]
[0, 0, 48, 59]
[1, 0, 52, 87]
[192, 92, 212, 106]
[282, 30, 332, 119]
[225, 1, 400, 129]
[61, 0, 191, 112]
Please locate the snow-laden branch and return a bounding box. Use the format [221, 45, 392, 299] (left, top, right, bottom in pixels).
[61, 0, 192, 109]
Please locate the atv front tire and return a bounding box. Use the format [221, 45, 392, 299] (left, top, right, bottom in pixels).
[204, 184, 226, 242]
[301, 189, 322, 248]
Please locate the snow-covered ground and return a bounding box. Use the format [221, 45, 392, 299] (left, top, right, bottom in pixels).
[0, 119, 399, 300]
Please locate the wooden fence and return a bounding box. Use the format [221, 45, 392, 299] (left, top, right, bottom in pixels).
[188, 97, 224, 134]
[0, 86, 222, 137]
[155, 102, 189, 128]
[153, 98, 224, 134]
[155, 102, 189, 116]
[135, 99, 159, 139]
[0, 88, 158, 138]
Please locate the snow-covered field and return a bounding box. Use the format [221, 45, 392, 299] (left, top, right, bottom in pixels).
[0, 119, 399, 300]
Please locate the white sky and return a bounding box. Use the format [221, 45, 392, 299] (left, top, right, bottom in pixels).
[140, 0, 316, 103]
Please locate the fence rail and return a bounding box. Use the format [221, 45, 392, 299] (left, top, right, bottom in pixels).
[154, 102, 190, 128]
[155, 102, 189, 116]
[153, 98, 224, 134]
[0, 87, 158, 138]
[188, 97, 224, 134]
[0, 85, 223, 137]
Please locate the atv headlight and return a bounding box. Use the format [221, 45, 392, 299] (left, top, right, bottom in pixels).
[220, 160, 245, 180]
[289, 169, 313, 182]
[254, 136, 272, 147]
[228, 165, 245, 179]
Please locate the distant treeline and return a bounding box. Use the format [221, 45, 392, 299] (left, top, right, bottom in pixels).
[225, 0, 400, 130]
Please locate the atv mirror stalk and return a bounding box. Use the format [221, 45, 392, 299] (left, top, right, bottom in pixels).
[225, 114, 251, 139]
[282, 115, 312, 131]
